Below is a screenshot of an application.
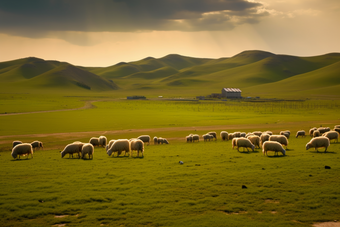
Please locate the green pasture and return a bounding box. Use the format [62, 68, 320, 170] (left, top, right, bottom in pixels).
[0, 136, 339, 227]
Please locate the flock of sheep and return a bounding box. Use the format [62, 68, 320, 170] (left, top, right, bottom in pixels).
[10, 125, 339, 160]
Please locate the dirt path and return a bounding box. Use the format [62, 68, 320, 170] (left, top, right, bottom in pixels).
[0, 100, 96, 116]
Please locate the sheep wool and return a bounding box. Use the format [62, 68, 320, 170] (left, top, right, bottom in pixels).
[106, 140, 116, 152]
[295, 130, 306, 138]
[247, 135, 260, 148]
[260, 134, 270, 147]
[235, 138, 255, 152]
[153, 136, 158, 145]
[130, 139, 144, 157]
[192, 134, 200, 142]
[81, 143, 94, 159]
[12, 140, 23, 148]
[61, 143, 82, 158]
[262, 141, 286, 156]
[138, 135, 151, 145]
[313, 130, 321, 138]
[207, 132, 217, 140]
[186, 135, 193, 143]
[107, 139, 130, 157]
[220, 131, 229, 141]
[99, 136, 107, 147]
[89, 137, 100, 146]
[269, 135, 289, 148]
[228, 133, 235, 140]
[11, 143, 33, 159]
[309, 127, 317, 137]
[322, 131, 339, 143]
[306, 136, 330, 152]
[31, 140, 43, 150]
[252, 131, 262, 137]
[232, 138, 239, 149]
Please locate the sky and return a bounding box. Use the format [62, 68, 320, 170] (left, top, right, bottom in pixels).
[0, 0, 339, 67]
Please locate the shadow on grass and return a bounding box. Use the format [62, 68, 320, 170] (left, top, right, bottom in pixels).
[308, 150, 337, 154]
[10, 158, 32, 161]
[237, 150, 260, 154]
[266, 155, 287, 158]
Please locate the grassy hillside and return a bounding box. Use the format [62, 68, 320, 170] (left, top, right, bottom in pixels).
[1, 51, 340, 98]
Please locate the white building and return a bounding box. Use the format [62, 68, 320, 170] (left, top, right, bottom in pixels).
[221, 88, 242, 98]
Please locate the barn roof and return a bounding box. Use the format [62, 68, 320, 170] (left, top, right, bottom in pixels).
[223, 88, 242, 92]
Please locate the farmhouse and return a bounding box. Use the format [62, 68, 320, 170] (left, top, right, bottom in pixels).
[221, 88, 242, 98]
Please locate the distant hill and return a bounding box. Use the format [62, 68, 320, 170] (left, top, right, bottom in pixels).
[1, 51, 340, 98]
[0, 57, 119, 93]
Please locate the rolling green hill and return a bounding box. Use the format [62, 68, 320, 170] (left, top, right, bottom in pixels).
[1, 51, 339, 98]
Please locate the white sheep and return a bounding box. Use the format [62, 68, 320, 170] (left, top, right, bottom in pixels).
[81, 143, 94, 159]
[31, 140, 43, 151]
[235, 138, 255, 152]
[61, 143, 82, 158]
[228, 133, 234, 140]
[313, 130, 320, 138]
[262, 141, 286, 156]
[233, 132, 241, 138]
[295, 130, 306, 138]
[158, 138, 169, 144]
[280, 130, 290, 139]
[232, 138, 239, 149]
[309, 127, 317, 137]
[306, 136, 330, 152]
[130, 139, 144, 157]
[317, 127, 330, 134]
[192, 134, 200, 142]
[247, 135, 260, 148]
[99, 136, 107, 147]
[153, 136, 158, 145]
[11, 143, 33, 159]
[89, 137, 100, 146]
[260, 133, 270, 148]
[269, 135, 289, 148]
[203, 134, 214, 142]
[322, 131, 339, 143]
[12, 140, 23, 148]
[186, 135, 193, 143]
[106, 139, 116, 152]
[138, 135, 151, 145]
[264, 131, 273, 135]
[107, 139, 130, 157]
[246, 133, 255, 138]
[208, 132, 217, 140]
[220, 131, 229, 141]
[252, 131, 262, 137]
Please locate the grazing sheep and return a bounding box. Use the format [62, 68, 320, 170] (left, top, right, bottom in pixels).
[99, 136, 107, 147]
[233, 132, 241, 138]
[306, 137, 330, 152]
[31, 140, 43, 151]
[262, 141, 286, 156]
[89, 137, 100, 147]
[246, 133, 255, 138]
[334, 125, 340, 129]
[240, 132, 246, 138]
[81, 143, 94, 159]
[253, 131, 262, 137]
[232, 138, 239, 150]
[192, 134, 200, 142]
[264, 131, 273, 135]
[153, 136, 158, 145]
[309, 127, 317, 137]
[247, 135, 260, 149]
[318, 127, 330, 134]
[11, 143, 33, 159]
[280, 130, 290, 139]
[220, 131, 229, 141]
[106, 140, 116, 152]
[235, 138, 255, 152]
[130, 139, 144, 157]
[186, 135, 193, 143]
[158, 138, 169, 144]
[322, 131, 339, 143]
[107, 139, 130, 157]
[313, 130, 321, 138]
[260, 133, 270, 148]
[208, 132, 217, 140]
[12, 140, 23, 148]
[269, 135, 289, 148]
[295, 130, 306, 138]
[203, 134, 214, 142]
[61, 143, 82, 158]
[137, 135, 151, 145]
[228, 133, 235, 140]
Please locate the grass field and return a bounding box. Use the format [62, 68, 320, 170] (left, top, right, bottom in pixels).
[0, 96, 340, 226]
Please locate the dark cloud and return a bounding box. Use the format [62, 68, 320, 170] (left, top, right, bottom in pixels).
[0, 0, 268, 38]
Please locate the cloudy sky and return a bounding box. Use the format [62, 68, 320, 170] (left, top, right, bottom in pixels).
[0, 0, 339, 66]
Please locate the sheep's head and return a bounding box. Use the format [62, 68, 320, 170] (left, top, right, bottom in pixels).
[282, 148, 286, 156]
[306, 143, 311, 150]
[61, 151, 66, 158]
[107, 149, 112, 156]
[12, 153, 17, 159]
